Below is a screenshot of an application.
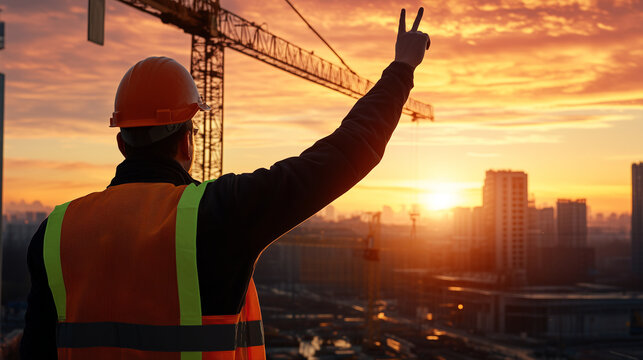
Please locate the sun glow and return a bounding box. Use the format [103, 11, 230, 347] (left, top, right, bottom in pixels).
[421, 185, 461, 211]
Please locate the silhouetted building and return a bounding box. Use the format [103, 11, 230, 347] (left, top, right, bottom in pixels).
[538, 207, 556, 246]
[525, 200, 594, 285]
[2, 211, 47, 331]
[254, 232, 366, 297]
[424, 274, 643, 338]
[453, 206, 483, 271]
[527, 205, 559, 285]
[482, 170, 528, 286]
[526, 203, 542, 281]
[527, 201, 540, 249]
[453, 207, 472, 271]
[453, 207, 472, 240]
[529, 246, 595, 285]
[633, 162, 643, 287]
[472, 206, 484, 247]
[557, 199, 587, 247]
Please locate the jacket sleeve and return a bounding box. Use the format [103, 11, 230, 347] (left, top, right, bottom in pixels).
[20, 219, 59, 359]
[202, 61, 415, 257]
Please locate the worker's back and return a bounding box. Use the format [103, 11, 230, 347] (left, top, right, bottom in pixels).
[45, 181, 264, 359]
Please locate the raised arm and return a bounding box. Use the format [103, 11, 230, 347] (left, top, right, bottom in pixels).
[202, 8, 431, 256]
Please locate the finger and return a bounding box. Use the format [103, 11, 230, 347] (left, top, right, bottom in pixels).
[426, 33, 431, 50]
[410, 7, 424, 32]
[398, 8, 406, 35]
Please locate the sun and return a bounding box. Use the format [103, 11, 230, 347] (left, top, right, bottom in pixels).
[421, 190, 459, 211]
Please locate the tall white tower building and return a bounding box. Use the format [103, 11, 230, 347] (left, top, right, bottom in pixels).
[483, 170, 528, 286]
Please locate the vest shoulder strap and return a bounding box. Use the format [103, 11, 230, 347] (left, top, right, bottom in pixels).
[43, 201, 71, 321]
[175, 181, 212, 326]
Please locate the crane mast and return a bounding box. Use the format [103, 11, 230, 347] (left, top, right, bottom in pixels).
[104, 0, 434, 180]
[190, 36, 224, 181]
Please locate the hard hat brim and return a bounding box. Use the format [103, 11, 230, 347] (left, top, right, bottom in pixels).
[111, 102, 211, 128]
[197, 101, 211, 112]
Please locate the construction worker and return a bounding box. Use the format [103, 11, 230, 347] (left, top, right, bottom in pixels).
[20, 8, 430, 359]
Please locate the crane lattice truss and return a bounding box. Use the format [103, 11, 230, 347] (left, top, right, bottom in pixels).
[116, 0, 434, 180]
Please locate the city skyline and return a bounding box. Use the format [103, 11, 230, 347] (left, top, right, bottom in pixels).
[1, 0, 642, 215]
[1, 168, 637, 221]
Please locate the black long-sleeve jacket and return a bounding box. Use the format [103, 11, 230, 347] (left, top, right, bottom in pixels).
[20, 61, 415, 358]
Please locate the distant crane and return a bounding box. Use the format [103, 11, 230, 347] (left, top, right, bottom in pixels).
[87, 0, 434, 181]
[362, 211, 381, 349]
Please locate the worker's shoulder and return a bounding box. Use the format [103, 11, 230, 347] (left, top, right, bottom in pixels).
[199, 173, 238, 203]
[203, 168, 281, 200]
[198, 170, 275, 217]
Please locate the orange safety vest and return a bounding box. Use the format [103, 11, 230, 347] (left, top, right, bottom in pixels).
[43, 182, 266, 360]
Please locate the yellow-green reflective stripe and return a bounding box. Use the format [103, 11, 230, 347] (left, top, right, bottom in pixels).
[176, 181, 213, 360]
[43, 202, 71, 321]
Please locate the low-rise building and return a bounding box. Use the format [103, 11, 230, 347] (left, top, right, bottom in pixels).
[415, 274, 643, 340]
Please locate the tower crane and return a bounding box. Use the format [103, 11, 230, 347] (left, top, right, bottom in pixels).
[88, 0, 434, 181]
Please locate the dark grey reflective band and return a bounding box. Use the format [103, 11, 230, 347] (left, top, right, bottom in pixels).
[57, 320, 264, 351]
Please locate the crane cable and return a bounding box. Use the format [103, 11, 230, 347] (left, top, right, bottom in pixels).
[282, 0, 358, 76]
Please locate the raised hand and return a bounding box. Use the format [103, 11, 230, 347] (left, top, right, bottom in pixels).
[395, 7, 430, 69]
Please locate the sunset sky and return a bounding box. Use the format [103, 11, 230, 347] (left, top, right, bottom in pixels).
[1, 0, 642, 218]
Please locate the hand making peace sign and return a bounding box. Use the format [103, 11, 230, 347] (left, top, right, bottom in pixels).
[395, 7, 430, 69]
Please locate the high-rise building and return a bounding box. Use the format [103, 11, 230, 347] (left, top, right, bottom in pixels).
[632, 162, 643, 286]
[538, 207, 556, 247]
[526, 204, 558, 285]
[453, 207, 485, 271]
[527, 201, 541, 281]
[526, 199, 596, 285]
[528, 200, 539, 241]
[453, 207, 473, 271]
[453, 207, 473, 245]
[528, 205, 556, 248]
[472, 206, 484, 247]
[557, 199, 587, 248]
[483, 170, 528, 286]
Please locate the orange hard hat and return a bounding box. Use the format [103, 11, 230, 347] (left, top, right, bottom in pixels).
[110, 56, 210, 128]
